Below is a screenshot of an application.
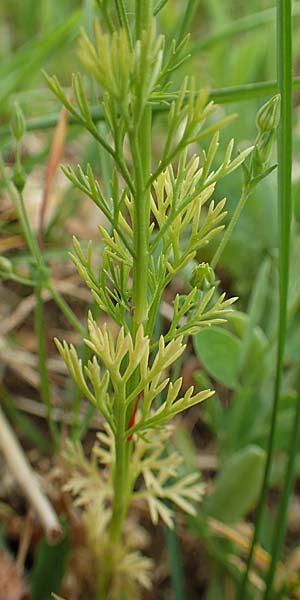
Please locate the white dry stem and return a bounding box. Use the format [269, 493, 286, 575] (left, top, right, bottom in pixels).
[0, 407, 62, 542]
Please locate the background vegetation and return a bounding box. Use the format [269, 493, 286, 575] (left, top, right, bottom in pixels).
[0, 1, 299, 598]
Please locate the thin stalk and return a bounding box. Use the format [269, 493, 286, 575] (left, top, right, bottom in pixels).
[238, 0, 293, 596]
[47, 283, 86, 337]
[0, 216, 87, 343]
[6, 174, 90, 446]
[0, 168, 41, 266]
[264, 398, 300, 599]
[1, 273, 35, 286]
[211, 187, 249, 269]
[262, 0, 293, 595]
[35, 285, 59, 445]
[12, 185, 59, 446]
[47, 282, 90, 437]
[135, 0, 153, 39]
[175, 0, 200, 43]
[95, 0, 114, 33]
[84, 120, 134, 194]
[154, 0, 169, 16]
[1, 188, 91, 336]
[18, 192, 41, 265]
[115, 0, 132, 48]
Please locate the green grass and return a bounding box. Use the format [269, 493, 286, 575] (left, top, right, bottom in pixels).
[263, 1, 295, 595]
[238, 1, 294, 597]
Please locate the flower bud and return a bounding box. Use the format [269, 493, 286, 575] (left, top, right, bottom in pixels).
[12, 164, 26, 192]
[256, 94, 281, 133]
[10, 103, 26, 141]
[256, 130, 275, 165]
[190, 262, 215, 290]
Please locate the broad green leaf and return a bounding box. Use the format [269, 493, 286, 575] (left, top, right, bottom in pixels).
[193, 326, 241, 389]
[228, 311, 268, 383]
[204, 445, 266, 524]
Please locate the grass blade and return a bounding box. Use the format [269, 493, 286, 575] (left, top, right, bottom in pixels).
[238, 0, 293, 597]
[0, 12, 81, 109]
[165, 525, 186, 600]
[174, 0, 200, 43]
[262, 0, 293, 594]
[190, 3, 300, 54]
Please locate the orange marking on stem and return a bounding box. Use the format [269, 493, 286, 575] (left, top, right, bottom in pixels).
[127, 392, 143, 442]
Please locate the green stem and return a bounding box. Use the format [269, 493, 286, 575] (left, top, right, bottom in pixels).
[35, 285, 59, 445]
[238, 0, 293, 597]
[130, 101, 152, 333]
[84, 121, 134, 194]
[175, 0, 200, 43]
[130, 132, 149, 333]
[135, 0, 153, 39]
[1, 168, 42, 266]
[115, 0, 132, 48]
[109, 385, 129, 543]
[18, 193, 41, 265]
[104, 6, 154, 592]
[99, 386, 129, 596]
[1, 165, 60, 445]
[10, 184, 59, 446]
[154, 0, 169, 15]
[211, 187, 250, 269]
[96, 0, 114, 33]
[47, 283, 86, 337]
[48, 282, 90, 438]
[262, 0, 293, 595]
[263, 398, 300, 599]
[0, 273, 35, 286]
